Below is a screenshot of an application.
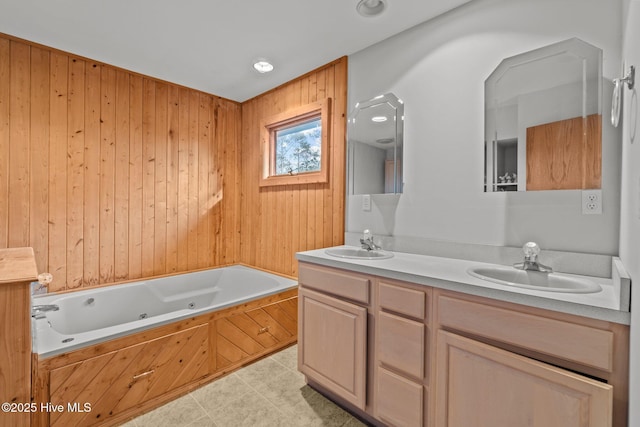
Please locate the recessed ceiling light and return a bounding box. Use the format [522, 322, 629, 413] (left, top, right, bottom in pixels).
[253, 60, 274, 73]
[356, 0, 386, 17]
[371, 116, 388, 122]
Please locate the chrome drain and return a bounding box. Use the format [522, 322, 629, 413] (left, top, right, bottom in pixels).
[62, 338, 74, 343]
[139, 313, 148, 319]
[188, 302, 195, 309]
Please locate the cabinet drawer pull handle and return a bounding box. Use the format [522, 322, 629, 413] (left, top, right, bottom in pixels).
[132, 369, 155, 380]
[258, 326, 270, 335]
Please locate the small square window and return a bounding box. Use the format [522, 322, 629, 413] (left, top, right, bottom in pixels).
[274, 117, 322, 176]
[260, 98, 331, 187]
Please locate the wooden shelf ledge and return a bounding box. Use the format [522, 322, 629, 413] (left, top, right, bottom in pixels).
[0, 247, 38, 285]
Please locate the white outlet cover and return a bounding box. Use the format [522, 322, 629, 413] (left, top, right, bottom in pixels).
[582, 189, 602, 215]
[362, 194, 371, 212]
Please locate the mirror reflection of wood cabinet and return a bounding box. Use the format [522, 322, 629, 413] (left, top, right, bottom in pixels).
[526, 114, 601, 190]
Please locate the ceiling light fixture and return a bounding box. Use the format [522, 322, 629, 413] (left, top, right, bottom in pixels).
[356, 0, 386, 17]
[253, 60, 274, 73]
[371, 116, 388, 122]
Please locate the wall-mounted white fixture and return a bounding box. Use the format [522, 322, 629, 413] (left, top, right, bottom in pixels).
[371, 116, 387, 122]
[611, 65, 635, 127]
[253, 59, 274, 74]
[356, 0, 386, 17]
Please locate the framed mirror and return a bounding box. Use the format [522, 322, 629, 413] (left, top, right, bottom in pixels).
[348, 93, 404, 195]
[484, 38, 602, 192]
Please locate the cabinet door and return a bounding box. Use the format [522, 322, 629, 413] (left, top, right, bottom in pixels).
[435, 331, 612, 427]
[48, 324, 209, 427]
[216, 296, 298, 369]
[299, 287, 367, 410]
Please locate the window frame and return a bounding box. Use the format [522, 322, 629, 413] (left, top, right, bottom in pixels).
[259, 98, 331, 187]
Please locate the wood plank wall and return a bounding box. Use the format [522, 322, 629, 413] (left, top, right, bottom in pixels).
[239, 58, 347, 278]
[0, 34, 241, 291]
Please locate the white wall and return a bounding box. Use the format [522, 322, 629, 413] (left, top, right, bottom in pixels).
[347, 0, 622, 255]
[619, 0, 640, 424]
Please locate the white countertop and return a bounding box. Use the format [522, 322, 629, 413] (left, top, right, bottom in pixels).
[296, 246, 631, 325]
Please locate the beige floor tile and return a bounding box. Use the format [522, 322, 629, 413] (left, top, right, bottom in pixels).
[235, 356, 289, 387]
[252, 368, 319, 414]
[133, 394, 207, 427]
[207, 389, 287, 427]
[269, 344, 299, 372]
[191, 373, 253, 414]
[127, 346, 365, 427]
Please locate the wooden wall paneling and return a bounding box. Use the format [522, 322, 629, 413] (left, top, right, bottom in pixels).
[1, 34, 242, 291]
[99, 66, 116, 284]
[166, 85, 180, 273]
[0, 39, 9, 248]
[8, 41, 30, 249]
[128, 74, 144, 280]
[239, 58, 347, 277]
[187, 90, 199, 270]
[141, 79, 156, 277]
[48, 52, 68, 291]
[197, 93, 211, 268]
[154, 83, 168, 275]
[29, 46, 50, 273]
[66, 58, 85, 289]
[83, 61, 101, 287]
[114, 70, 130, 281]
[177, 88, 190, 271]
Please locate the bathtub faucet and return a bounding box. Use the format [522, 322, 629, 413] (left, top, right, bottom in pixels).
[32, 304, 59, 319]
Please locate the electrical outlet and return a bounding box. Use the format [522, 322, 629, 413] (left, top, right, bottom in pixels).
[362, 194, 371, 212]
[582, 190, 602, 215]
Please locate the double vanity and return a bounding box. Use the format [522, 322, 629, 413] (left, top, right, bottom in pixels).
[296, 246, 630, 427]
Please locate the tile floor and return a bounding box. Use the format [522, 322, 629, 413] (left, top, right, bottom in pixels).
[121, 345, 367, 427]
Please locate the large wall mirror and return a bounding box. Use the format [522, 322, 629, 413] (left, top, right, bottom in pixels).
[348, 93, 404, 195]
[484, 38, 603, 192]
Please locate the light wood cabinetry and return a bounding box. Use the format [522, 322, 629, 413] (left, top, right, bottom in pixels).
[433, 290, 628, 427]
[375, 280, 429, 427]
[435, 330, 612, 427]
[297, 261, 629, 427]
[298, 287, 367, 410]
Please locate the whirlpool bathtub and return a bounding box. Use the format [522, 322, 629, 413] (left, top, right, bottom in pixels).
[32, 265, 297, 358]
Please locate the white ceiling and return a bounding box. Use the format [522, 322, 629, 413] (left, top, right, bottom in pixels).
[0, 0, 470, 102]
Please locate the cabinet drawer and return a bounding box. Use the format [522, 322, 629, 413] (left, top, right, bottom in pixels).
[48, 324, 209, 426]
[217, 297, 298, 370]
[438, 294, 614, 371]
[299, 263, 369, 304]
[379, 281, 426, 319]
[378, 311, 424, 379]
[376, 367, 424, 427]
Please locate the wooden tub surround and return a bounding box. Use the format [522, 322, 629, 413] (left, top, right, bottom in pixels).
[31, 287, 298, 427]
[0, 247, 38, 427]
[298, 262, 629, 427]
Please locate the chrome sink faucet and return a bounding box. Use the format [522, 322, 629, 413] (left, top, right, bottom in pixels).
[514, 242, 552, 273]
[360, 229, 381, 251]
[32, 304, 59, 319]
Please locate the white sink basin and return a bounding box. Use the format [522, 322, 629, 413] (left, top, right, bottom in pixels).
[467, 266, 602, 294]
[325, 247, 394, 260]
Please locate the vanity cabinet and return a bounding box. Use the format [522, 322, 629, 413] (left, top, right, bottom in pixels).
[298, 263, 370, 411]
[297, 261, 629, 427]
[433, 290, 628, 427]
